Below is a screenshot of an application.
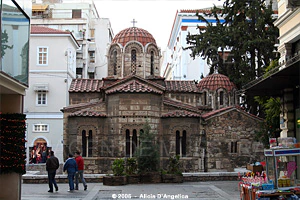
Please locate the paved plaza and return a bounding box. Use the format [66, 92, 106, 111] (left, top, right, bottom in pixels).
[21, 181, 241, 200]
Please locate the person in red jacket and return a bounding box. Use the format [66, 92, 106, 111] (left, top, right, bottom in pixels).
[75, 151, 87, 190]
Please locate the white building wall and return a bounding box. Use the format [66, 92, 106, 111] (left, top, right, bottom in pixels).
[94, 18, 113, 79]
[31, 1, 107, 79]
[162, 9, 222, 81]
[24, 34, 78, 163]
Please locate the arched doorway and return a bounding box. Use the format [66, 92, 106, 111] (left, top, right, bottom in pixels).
[29, 138, 51, 164]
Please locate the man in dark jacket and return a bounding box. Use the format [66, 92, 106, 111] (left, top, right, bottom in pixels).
[63, 153, 78, 192]
[46, 151, 59, 192]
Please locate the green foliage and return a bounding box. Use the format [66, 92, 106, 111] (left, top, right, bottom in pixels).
[166, 155, 182, 175]
[112, 158, 125, 176]
[263, 59, 279, 78]
[135, 120, 160, 173]
[1, 30, 13, 58]
[125, 157, 138, 175]
[185, 0, 279, 115]
[254, 96, 281, 147]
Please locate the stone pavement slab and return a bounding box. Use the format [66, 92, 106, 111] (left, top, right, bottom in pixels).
[21, 181, 241, 200]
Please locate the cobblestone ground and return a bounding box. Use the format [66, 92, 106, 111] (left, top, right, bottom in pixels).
[22, 181, 241, 200]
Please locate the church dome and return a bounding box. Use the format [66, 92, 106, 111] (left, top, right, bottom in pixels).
[112, 27, 157, 47]
[197, 73, 236, 92]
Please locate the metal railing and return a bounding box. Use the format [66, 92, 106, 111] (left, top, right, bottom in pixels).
[236, 53, 300, 95]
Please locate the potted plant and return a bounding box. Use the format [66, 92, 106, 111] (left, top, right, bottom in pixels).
[162, 155, 183, 183]
[103, 158, 127, 186]
[125, 157, 140, 184]
[135, 120, 161, 183]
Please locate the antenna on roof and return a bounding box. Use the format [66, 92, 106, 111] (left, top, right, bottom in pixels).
[131, 19, 137, 27]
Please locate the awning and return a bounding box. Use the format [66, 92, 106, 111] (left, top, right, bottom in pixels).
[32, 4, 49, 12]
[34, 84, 49, 91]
[244, 59, 300, 96]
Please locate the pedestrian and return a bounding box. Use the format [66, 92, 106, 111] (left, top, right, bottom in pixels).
[46, 150, 59, 193]
[75, 151, 88, 190]
[63, 153, 78, 192]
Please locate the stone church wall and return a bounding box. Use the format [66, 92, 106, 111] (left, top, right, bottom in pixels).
[160, 118, 204, 172]
[204, 110, 264, 172]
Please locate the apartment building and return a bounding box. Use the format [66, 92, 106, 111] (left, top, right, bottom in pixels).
[24, 26, 79, 164]
[161, 8, 224, 81]
[31, 0, 113, 79]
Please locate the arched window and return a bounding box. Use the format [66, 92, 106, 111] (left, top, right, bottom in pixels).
[150, 51, 154, 75]
[230, 141, 237, 153]
[125, 129, 140, 157]
[204, 91, 207, 105]
[82, 130, 86, 157]
[220, 91, 224, 106]
[176, 130, 186, 157]
[233, 92, 236, 105]
[82, 129, 93, 157]
[139, 129, 143, 146]
[131, 49, 136, 74]
[88, 130, 93, 157]
[126, 129, 130, 157]
[132, 129, 137, 156]
[176, 131, 180, 155]
[113, 50, 117, 75]
[182, 130, 186, 156]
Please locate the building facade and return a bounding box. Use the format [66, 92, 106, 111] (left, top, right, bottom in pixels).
[24, 26, 79, 164]
[31, 0, 113, 79]
[62, 26, 264, 174]
[245, 0, 300, 140]
[161, 8, 223, 81]
[0, 0, 31, 199]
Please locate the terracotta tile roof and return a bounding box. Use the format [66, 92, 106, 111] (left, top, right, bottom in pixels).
[163, 97, 200, 113]
[31, 25, 70, 34]
[112, 27, 156, 47]
[202, 106, 263, 121]
[62, 100, 103, 112]
[179, 9, 214, 14]
[69, 109, 106, 117]
[165, 80, 200, 93]
[69, 79, 103, 92]
[197, 73, 236, 92]
[106, 79, 163, 94]
[103, 74, 165, 93]
[162, 110, 200, 118]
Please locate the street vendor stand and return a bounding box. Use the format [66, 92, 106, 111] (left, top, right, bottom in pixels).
[240, 148, 300, 200]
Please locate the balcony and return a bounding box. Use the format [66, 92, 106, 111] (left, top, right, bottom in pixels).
[241, 53, 300, 96]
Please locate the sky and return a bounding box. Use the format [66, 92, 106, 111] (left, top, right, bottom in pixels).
[94, 0, 225, 50]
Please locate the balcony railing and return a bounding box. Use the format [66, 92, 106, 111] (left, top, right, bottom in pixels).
[237, 53, 300, 95]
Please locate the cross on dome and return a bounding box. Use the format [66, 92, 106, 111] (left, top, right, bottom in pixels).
[131, 19, 137, 27]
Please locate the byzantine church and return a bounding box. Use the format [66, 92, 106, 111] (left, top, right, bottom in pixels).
[62, 25, 264, 173]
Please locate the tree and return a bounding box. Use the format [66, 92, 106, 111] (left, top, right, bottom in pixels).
[254, 60, 281, 146]
[1, 30, 13, 58]
[254, 96, 281, 147]
[135, 120, 160, 173]
[186, 0, 279, 115]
